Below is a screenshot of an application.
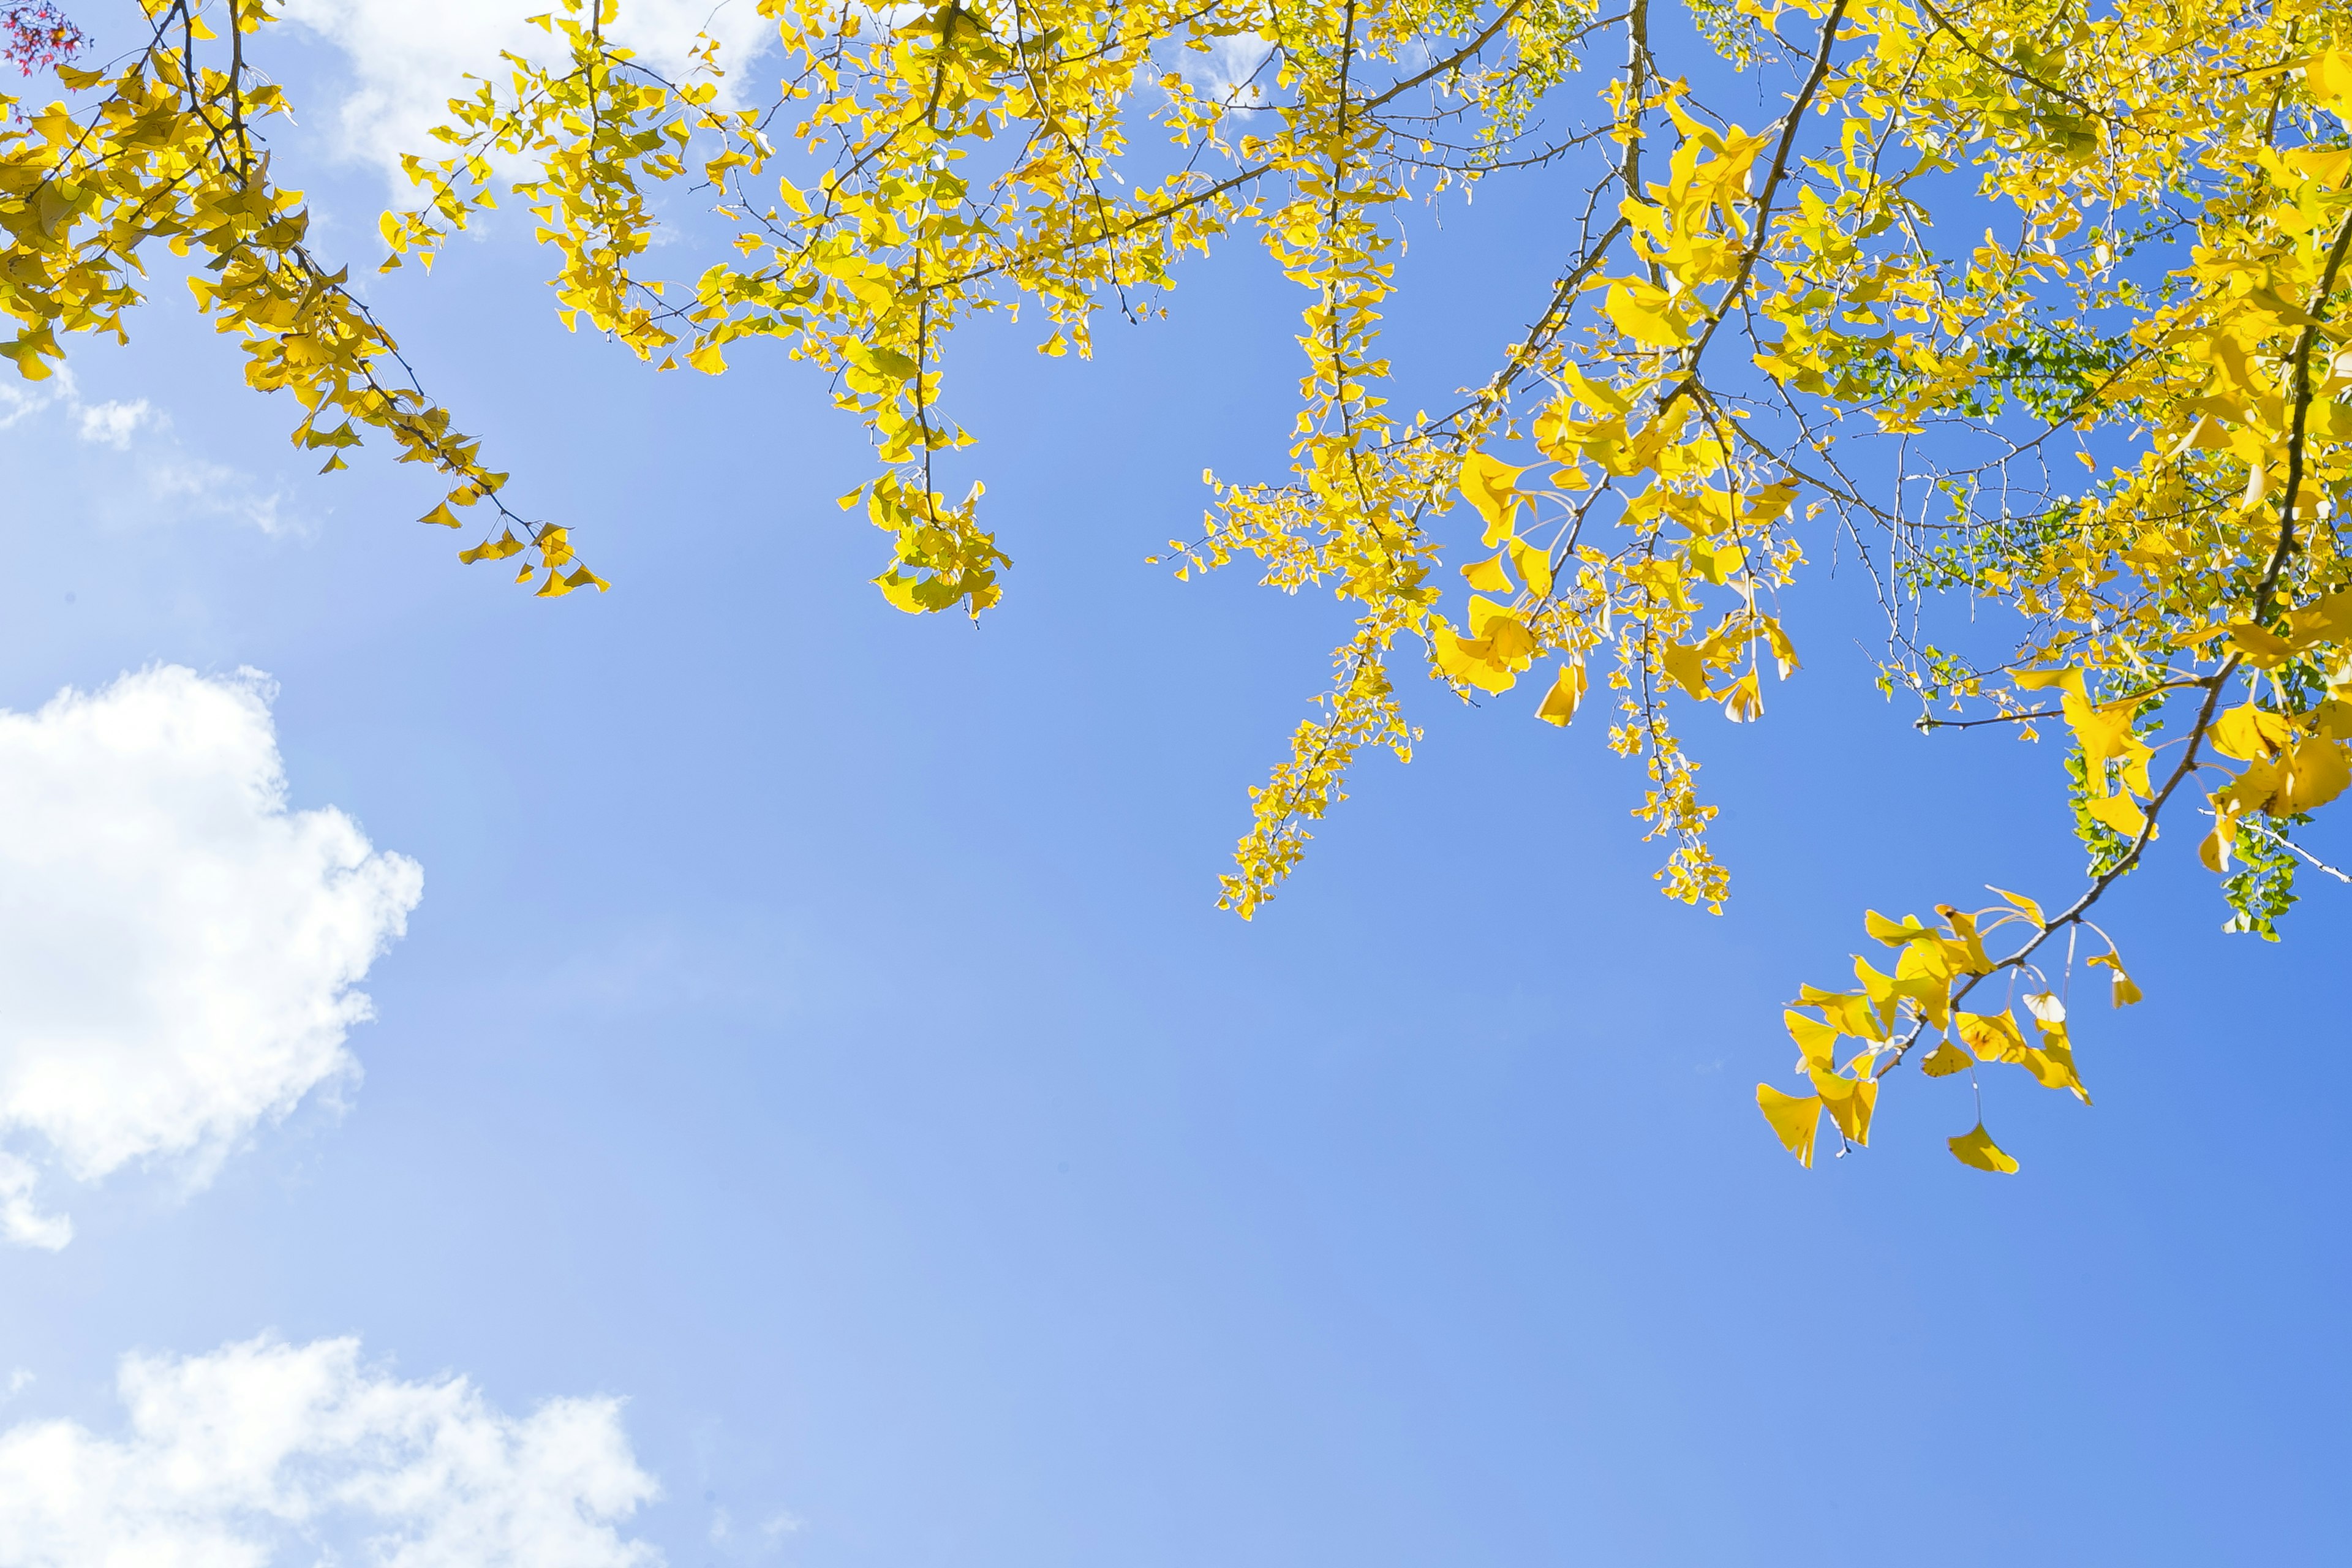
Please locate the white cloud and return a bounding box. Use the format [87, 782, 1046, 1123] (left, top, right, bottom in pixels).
[75, 397, 152, 450]
[1170, 31, 1276, 105]
[0, 1335, 662, 1567]
[706, 1504, 802, 1558]
[0, 666, 421, 1248]
[285, 0, 774, 194]
[0, 365, 75, 432]
[0, 375, 295, 533]
[147, 453, 296, 536]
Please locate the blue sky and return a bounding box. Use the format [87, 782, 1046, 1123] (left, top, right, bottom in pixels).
[0, 5, 2347, 1563]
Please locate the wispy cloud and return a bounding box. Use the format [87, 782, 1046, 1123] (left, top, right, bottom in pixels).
[145, 454, 295, 537]
[0, 374, 298, 534]
[74, 398, 151, 450]
[0, 1335, 662, 1564]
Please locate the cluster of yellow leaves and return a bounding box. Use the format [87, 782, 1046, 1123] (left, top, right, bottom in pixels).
[1762, 892, 2135, 1172]
[37, 0, 2352, 1172]
[0, 1, 594, 595]
[347, 0, 2352, 1162]
[399, 0, 1276, 619]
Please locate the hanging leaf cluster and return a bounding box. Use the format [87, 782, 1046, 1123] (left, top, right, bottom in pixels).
[17, 0, 2352, 1170]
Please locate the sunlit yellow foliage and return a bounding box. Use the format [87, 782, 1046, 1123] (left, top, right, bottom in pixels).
[0, 1, 600, 594]
[24, 0, 2352, 1172]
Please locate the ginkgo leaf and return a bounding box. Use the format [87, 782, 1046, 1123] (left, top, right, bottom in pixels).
[1853, 956, 1901, 1023]
[1865, 910, 1934, 946]
[2304, 47, 2352, 107]
[1507, 538, 1555, 598]
[1721, 672, 1763, 723]
[2062, 692, 2138, 762]
[2279, 739, 2351, 814]
[1934, 906, 1994, 974]
[1660, 642, 1713, 699]
[2223, 758, 2285, 816]
[1458, 452, 1527, 541]
[458, 529, 525, 564]
[1921, 1040, 1972, 1077]
[2085, 951, 2141, 1007]
[1948, 1123, 2019, 1174]
[2014, 667, 2087, 703]
[2085, 790, 2149, 837]
[2022, 991, 2067, 1025]
[875, 571, 929, 614]
[1756, 1084, 1822, 1168]
[1987, 886, 2045, 928]
[2225, 622, 2294, 668]
[2199, 817, 2237, 875]
[1604, 282, 1691, 348]
[2211, 704, 2290, 761]
[1784, 1008, 1838, 1071]
[420, 502, 461, 529]
[1536, 663, 1586, 727]
[1954, 1010, 2027, 1061]
[1461, 553, 1514, 593]
[2019, 1038, 2092, 1104]
[1809, 1065, 1879, 1145]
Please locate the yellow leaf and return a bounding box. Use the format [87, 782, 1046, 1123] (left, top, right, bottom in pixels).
[1865, 910, 1934, 946]
[2280, 738, 2351, 813]
[1948, 1122, 2020, 1174]
[1921, 1040, 1972, 1077]
[2017, 1038, 2090, 1101]
[1661, 642, 1713, 699]
[458, 528, 524, 565]
[2085, 791, 2148, 838]
[420, 502, 461, 529]
[2013, 666, 2087, 704]
[2223, 757, 2284, 815]
[1809, 1066, 1879, 1146]
[1458, 452, 1526, 543]
[687, 342, 728, 374]
[2085, 951, 2139, 1007]
[2305, 47, 2352, 108]
[1853, 956, 1901, 1025]
[875, 570, 929, 613]
[2211, 704, 2288, 762]
[1798, 984, 1885, 1042]
[1508, 538, 1555, 598]
[2061, 692, 2136, 762]
[2199, 817, 2235, 875]
[1461, 553, 1514, 592]
[1721, 671, 1764, 723]
[2225, 622, 2294, 668]
[1934, 905, 1994, 974]
[1784, 1008, 1838, 1071]
[1988, 886, 2045, 927]
[1536, 662, 1586, 726]
[1604, 282, 1691, 348]
[1756, 1084, 1822, 1167]
[1468, 598, 1536, 668]
[1954, 1010, 2027, 1062]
